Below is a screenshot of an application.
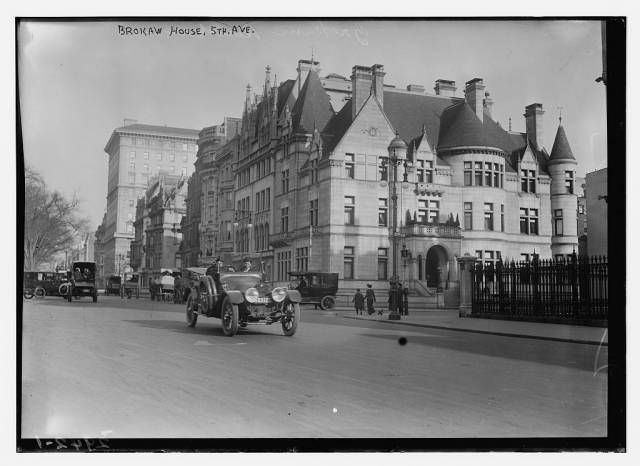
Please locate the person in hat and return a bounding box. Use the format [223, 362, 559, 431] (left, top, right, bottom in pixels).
[365, 284, 376, 315]
[352, 288, 364, 315]
[241, 258, 253, 272]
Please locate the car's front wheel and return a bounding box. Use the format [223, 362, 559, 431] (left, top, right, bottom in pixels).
[220, 297, 239, 336]
[23, 289, 34, 299]
[186, 294, 198, 328]
[320, 295, 335, 310]
[34, 287, 46, 298]
[281, 302, 300, 336]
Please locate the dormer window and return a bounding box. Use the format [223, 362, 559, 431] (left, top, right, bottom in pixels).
[521, 169, 536, 193]
[416, 160, 434, 183]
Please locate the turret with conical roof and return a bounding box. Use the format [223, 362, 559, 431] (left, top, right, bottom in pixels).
[548, 120, 578, 257]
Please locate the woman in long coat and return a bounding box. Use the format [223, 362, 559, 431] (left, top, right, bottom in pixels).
[365, 284, 376, 315]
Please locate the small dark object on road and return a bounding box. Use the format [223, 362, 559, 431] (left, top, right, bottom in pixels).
[398, 337, 407, 346]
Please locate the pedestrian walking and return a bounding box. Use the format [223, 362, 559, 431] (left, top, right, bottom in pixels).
[365, 284, 376, 315]
[352, 289, 364, 315]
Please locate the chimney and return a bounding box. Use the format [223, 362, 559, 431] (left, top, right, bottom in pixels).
[123, 118, 137, 127]
[483, 91, 494, 119]
[524, 103, 545, 150]
[434, 79, 456, 97]
[351, 65, 373, 119]
[406, 84, 425, 93]
[371, 64, 385, 107]
[296, 59, 320, 95]
[465, 78, 486, 121]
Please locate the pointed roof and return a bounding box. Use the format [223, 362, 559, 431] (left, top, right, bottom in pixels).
[291, 70, 334, 133]
[321, 99, 353, 155]
[438, 102, 504, 150]
[549, 125, 575, 161]
[277, 79, 296, 115]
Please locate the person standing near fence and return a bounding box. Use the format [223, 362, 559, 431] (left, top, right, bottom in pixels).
[365, 284, 376, 315]
[353, 289, 364, 315]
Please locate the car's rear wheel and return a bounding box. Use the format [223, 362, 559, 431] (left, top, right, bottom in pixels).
[59, 283, 69, 296]
[23, 290, 34, 299]
[220, 297, 239, 336]
[186, 294, 198, 328]
[281, 302, 300, 336]
[320, 295, 335, 310]
[34, 287, 46, 298]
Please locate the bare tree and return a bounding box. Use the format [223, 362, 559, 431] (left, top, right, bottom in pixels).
[23, 165, 89, 271]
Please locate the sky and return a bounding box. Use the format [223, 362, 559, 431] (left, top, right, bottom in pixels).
[18, 19, 607, 230]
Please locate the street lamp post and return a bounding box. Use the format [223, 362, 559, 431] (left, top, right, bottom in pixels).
[387, 132, 408, 320]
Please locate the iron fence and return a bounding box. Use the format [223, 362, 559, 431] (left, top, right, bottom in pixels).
[471, 253, 608, 321]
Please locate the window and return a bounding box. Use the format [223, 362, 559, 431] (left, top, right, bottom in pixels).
[310, 159, 319, 184]
[377, 248, 388, 280]
[182, 167, 187, 176]
[501, 204, 505, 232]
[344, 196, 355, 225]
[129, 160, 135, 169]
[565, 171, 574, 194]
[476, 250, 501, 266]
[343, 246, 354, 279]
[296, 247, 309, 272]
[428, 200, 439, 223]
[474, 162, 483, 186]
[143, 164, 149, 172]
[143, 152, 149, 160]
[280, 207, 289, 233]
[281, 169, 290, 193]
[378, 198, 388, 227]
[129, 151, 136, 160]
[128, 172, 135, 184]
[464, 202, 473, 230]
[266, 188, 271, 209]
[310, 199, 318, 226]
[484, 203, 494, 231]
[256, 193, 260, 212]
[142, 173, 148, 184]
[485, 162, 493, 186]
[554, 209, 564, 236]
[277, 251, 292, 281]
[519, 208, 539, 235]
[578, 204, 585, 215]
[418, 199, 428, 223]
[424, 161, 433, 183]
[169, 153, 175, 162]
[156, 153, 162, 161]
[417, 160, 424, 183]
[379, 156, 388, 181]
[183, 154, 188, 162]
[520, 253, 531, 263]
[464, 162, 472, 186]
[345, 153, 355, 179]
[521, 169, 536, 193]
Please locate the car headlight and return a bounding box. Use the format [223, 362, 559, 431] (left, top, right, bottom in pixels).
[245, 287, 259, 303]
[271, 287, 287, 303]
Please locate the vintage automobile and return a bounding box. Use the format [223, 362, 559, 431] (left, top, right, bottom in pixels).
[23, 271, 68, 298]
[185, 267, 301, 337]
[173, 267, 207, 304]
[66, 261, 98, 303]
[288, 271, 339, 310]
[121, 273, 140, 299]
[23, 272, 40, 299]
[105, 275, 122, 296]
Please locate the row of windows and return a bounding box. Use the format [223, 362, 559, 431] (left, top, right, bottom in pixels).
[464, 161, 505, 188]
[128, 168, 187, 184]
[343, 153, 433, 183]
[276, 251, 292, 281]
[342, 246, 389, 280]
[126, 138, 195, 151]
[129, 150, 189, 163]
[255, 188, 271, 213]
[463, 202, 505, 232]
[237, 157, 274, 188]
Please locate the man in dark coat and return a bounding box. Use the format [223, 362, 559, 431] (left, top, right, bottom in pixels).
[365, 284, 376, 315]
[352, 289, 364, 315]
[402, 285, 410, 316]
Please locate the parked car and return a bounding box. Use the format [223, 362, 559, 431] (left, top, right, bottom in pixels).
[22, 271, 68, 298]
[66, 262, 98, 303]
[288, 271, 339, 310]
[185, 268, 301, 337]
[105, 275, 122, 296]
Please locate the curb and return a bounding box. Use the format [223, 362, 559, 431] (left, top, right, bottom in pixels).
[343, 315, 608, 346]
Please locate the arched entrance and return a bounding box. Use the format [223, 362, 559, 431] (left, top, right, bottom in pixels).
[425, 245, 448, 288]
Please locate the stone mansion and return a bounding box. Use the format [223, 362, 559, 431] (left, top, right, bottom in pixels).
[198, 59, 578, 301]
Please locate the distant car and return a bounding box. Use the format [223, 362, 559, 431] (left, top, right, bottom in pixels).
[66, 261, 98, 303]
[288, 271, 339, 310]
[185, 268, 301, 337]
[121, 273, 140, 299]
[105, 275, 122, 296]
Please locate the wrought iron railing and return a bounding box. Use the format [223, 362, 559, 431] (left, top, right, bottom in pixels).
[402, 223, 462, 238]
[470, 253, 608, 322]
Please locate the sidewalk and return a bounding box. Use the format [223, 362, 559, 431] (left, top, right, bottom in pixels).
[342, 309, 608, 346]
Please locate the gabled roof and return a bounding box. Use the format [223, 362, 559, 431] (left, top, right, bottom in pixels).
[290, 70, 334, 134]
[321, 99, 353, 155]
[549, 125, 575, 161]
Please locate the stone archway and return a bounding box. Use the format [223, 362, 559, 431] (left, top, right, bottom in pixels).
[425, 245, 448, 288]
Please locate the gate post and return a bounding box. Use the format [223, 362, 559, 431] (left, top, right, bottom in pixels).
[457, 254, 477, 317]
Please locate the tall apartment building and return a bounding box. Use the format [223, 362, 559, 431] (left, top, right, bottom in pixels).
[102, 120, 199, 278]
[220, 59, 579, 302]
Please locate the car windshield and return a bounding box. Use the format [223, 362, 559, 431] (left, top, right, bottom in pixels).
[220, 274, 262, 291]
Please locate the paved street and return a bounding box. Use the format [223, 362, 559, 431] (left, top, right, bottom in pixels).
[21, 295, 607, 438]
